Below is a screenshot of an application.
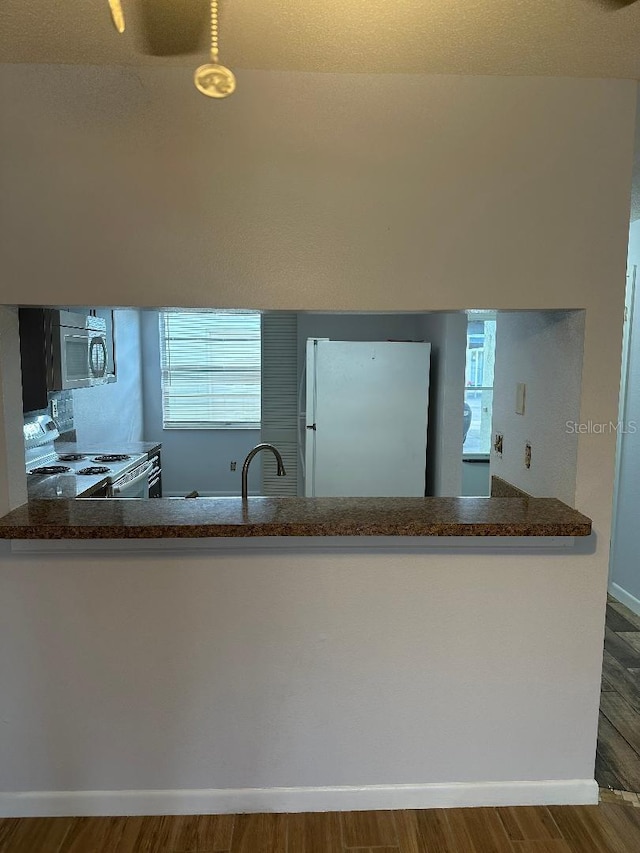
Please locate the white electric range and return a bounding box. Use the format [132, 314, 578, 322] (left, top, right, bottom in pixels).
[24, 415, 152, 498]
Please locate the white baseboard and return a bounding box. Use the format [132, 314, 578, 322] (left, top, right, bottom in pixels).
[609, 582, 640, 619]
[0, 779, 598, 818]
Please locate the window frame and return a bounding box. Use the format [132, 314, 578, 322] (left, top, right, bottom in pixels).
[463, 313, 496, 459]
[159, 309, 262, 430]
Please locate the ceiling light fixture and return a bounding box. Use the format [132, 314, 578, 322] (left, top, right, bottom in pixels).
[194, 0, 236, 99]
[107, 1, 235, 99]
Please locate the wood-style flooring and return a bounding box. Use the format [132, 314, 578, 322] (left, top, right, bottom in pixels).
[2, 804, 640, 853]
[597, 596, 640, 792]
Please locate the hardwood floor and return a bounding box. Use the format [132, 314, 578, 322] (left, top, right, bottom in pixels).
[597, 597, 640, 792]
[1, 804, 640, 853]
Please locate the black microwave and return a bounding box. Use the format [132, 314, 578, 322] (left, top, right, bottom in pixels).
[19, 308, 116, 413]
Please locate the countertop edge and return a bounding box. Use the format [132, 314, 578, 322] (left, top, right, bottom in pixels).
[0, 496, 593, 540]
[0, 524, 593, 539]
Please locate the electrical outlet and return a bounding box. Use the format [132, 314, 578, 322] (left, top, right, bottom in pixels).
[525, 442, 532, 469]
[493, 432, 503, 458]
[50, 398, 59, 419]
[230, 461, 237, 472]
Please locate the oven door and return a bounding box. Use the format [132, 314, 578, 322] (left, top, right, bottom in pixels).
[109, 461, 153, 498]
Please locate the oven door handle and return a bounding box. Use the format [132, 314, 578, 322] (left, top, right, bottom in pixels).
[110, 461, 153, 496]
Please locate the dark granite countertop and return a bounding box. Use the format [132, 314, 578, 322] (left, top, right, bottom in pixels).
[0, 496, 592, 539]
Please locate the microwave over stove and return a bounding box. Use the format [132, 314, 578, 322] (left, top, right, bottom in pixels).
[19, 308, 116, 412]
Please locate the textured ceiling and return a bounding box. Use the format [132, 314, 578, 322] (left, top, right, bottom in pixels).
[2, 1, 640, 77]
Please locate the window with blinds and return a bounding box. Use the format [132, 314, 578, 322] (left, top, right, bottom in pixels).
[159, 311, 261, 429]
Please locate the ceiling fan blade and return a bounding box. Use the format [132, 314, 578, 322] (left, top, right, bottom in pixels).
[587, 0, 639, 8]
[108, 0, 126, 34]
[137, 0, 209, 57]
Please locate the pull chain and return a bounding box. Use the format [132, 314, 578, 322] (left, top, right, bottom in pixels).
[210, 0, 219, 63]
[194, 0, 236, 98]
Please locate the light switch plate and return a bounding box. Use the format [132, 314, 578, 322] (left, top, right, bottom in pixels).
[516, 383, 526, 416]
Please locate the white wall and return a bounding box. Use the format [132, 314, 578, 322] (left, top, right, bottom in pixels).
[491, 311, 585, 505]
[462, 461, 491, 496]
[0, 67, 631, 316]
[0, 543, 606, 799]
[72, 309, 144, 447]
[0, 67, 636, 811]
[140, 310, 261, 497]
[609, 220, 640, 611]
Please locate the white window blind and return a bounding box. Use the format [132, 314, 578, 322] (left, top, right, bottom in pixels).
[160, 311, 261, 429]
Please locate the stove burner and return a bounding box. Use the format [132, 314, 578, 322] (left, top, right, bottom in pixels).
[57, 453, 86, 462]
[28, 465, 71, 475]
[92, 454, 130, 463]
[77, 466, 110, 475]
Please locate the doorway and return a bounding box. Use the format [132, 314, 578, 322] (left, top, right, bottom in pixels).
[599, 255, 640, 795]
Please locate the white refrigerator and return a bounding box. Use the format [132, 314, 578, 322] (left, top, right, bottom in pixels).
[304, 339, 431, 497]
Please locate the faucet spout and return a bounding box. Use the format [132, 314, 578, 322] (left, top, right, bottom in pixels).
[241, 443, 286, 501]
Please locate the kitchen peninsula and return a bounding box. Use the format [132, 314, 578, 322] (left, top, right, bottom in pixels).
[0, 492, 591, 539]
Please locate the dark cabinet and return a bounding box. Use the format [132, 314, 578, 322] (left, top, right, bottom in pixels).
[18, 309, 50, 413]
[84, 481, 110, 498]
[18, 307, 117, 414]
